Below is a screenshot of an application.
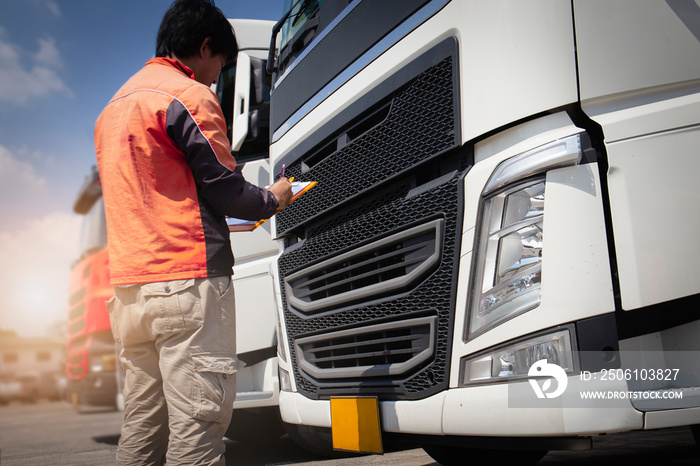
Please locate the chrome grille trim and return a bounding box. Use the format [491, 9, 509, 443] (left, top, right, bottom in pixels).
[295, 316, 436, 379]
[284, 219, 444, 314]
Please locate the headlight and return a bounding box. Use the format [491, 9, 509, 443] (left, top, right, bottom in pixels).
[468, 180, 545, 337]
[89, 353, 116, 373]
[466, 134, 583, 339]
[459, 326, 575, 386]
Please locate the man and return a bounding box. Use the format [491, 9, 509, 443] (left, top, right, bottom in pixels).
[94, 0, 292, 464]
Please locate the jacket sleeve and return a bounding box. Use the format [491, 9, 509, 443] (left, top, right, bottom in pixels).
[165, 88, 279, 221]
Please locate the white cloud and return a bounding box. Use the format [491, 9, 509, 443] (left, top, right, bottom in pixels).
[34, 36, 62, 68]
[0, 145, 87, 337]
[0, 31, 72, 105]
[0, 210, 81, 336]
[29, 0, 61, 17]
[44, 0, 61, 17]
[0, 144, 54, 237]
[0, 144, 47, 192]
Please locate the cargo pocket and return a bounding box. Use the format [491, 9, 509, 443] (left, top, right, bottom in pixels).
[191, 353, 239, 423]
[218, 275, 233, 300]
[141, 279, 203, 334]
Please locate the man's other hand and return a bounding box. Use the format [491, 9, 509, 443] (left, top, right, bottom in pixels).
[268, 177, 293, 210]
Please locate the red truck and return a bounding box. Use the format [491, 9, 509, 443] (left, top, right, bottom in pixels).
[65, 166, 120, 411]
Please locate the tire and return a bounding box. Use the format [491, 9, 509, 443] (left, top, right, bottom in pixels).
[282, 422, 363, 458]
[225, 408, 285, 444]
[26, 389, 39, 404]
[71, 391, 82, 413]
[691, 424, 700, 447]
[423, 444, 548, 466]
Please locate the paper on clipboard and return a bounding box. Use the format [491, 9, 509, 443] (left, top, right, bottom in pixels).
[227, 180, 317, 232]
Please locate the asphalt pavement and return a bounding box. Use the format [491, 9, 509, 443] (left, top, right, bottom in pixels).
[1, 400, 699, 465]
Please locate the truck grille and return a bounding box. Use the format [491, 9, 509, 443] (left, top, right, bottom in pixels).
[285, 220, 443, 315]
[296, 316, 436, 379]
[68, 319, 86, 336]
[278, 42, 462, 400]
[67, 286, 86, 337]
[276, 55, 457, 237]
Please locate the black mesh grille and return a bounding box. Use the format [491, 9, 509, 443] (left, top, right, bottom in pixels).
[280, 179, 460, 399]
[276, 57, 456, 237]
[277, 54, 462, 400]
[295, 316, 436, 379]
[303, 326, 429, 370]
[285, 220, 443, 315]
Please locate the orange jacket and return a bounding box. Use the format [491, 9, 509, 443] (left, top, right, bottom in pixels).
[95, 58, 278, 285]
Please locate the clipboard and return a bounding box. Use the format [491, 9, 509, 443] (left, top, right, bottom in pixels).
[227, 180, 317, 232]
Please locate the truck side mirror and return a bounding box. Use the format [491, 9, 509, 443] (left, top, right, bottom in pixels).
[231, 52, 268, 152]
[216, 51, 270, 161]
[248, 57, 265, 141]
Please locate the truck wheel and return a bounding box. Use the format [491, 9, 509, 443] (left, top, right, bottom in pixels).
[26, 389, 39, 404]
[225, 408, 285, 444]
[282, 422, 362, 458]
[423, 444, 548, 465]
[692, 424, 700, 447]
[71, 392, 82, 413]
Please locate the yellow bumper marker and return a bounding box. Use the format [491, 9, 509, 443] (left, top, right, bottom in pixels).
[330, 396, 383, 454]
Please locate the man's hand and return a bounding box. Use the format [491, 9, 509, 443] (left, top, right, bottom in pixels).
[268, 177, 293, 210]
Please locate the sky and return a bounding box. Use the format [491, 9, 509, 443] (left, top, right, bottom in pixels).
[0, 0, 284, 337]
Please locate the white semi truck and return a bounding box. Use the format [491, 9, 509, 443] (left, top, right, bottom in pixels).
[262, 0, 700, 462]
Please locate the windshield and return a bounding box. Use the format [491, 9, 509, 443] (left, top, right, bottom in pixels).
[274, 0, 352, 78]
[280, 0, 322, 51]
[78, 197, 107, 258]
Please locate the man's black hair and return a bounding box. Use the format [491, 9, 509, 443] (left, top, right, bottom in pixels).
[156, 0, 237, 62]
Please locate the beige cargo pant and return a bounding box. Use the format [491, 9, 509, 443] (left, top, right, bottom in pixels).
[106, 276, 240, 466]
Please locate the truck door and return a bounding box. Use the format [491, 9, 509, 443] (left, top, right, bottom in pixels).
[575, 0, 700, 415]
[216, 49, 282, 413]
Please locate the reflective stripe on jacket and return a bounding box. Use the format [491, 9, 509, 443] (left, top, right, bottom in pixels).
[95, 57, 278, 285]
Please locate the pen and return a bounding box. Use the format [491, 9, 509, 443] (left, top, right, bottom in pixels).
[281, 164, 286, 178]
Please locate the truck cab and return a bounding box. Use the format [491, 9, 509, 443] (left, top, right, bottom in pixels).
[266, 0, 700, 461]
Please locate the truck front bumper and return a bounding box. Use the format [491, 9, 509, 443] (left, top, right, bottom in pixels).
[279, 373, 646, 440]
[68, 373, 117, 407]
